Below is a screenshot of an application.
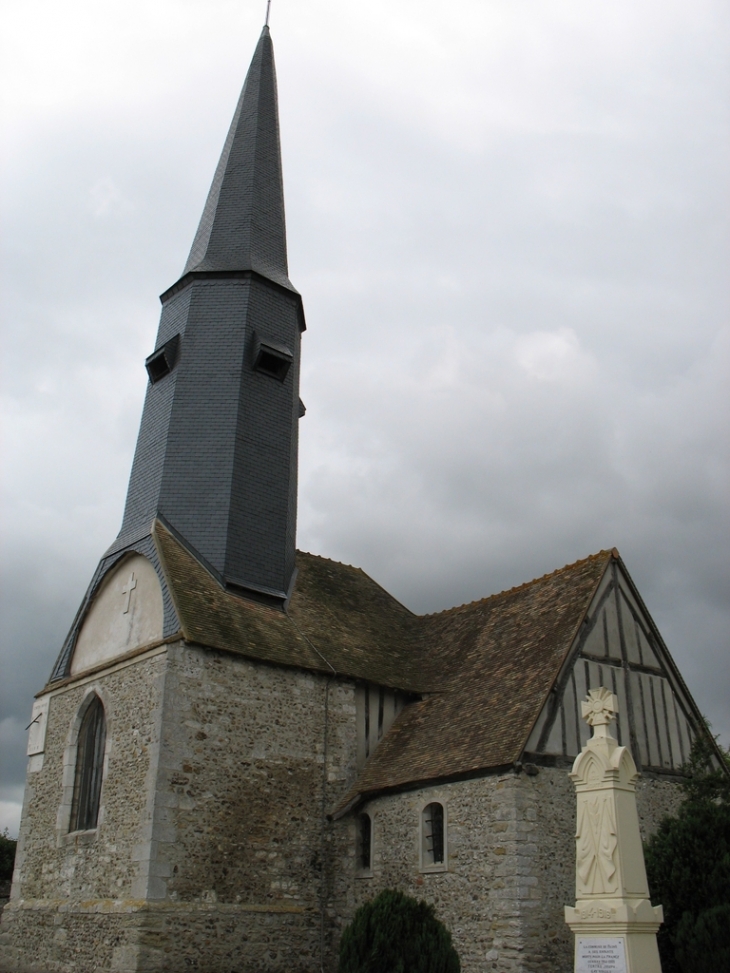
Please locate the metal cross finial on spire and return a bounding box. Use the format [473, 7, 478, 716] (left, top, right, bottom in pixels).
[265, 0, 271, 26]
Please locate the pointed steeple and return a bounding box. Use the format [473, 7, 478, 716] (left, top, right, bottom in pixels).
[183, 26, 293, 291]
[50, 26, 305, 680]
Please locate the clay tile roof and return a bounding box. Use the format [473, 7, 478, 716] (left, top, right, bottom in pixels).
[153, 521, 431, 691]
[287, 551, 429, 690]
[334, 550, 613, 812]
[155, 521, 614, 805]
[154, 521, 321, 670]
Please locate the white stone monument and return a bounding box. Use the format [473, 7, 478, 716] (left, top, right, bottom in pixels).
[565, 687, 663, 973]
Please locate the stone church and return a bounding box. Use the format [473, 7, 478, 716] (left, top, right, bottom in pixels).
[0, 24, 720, 973]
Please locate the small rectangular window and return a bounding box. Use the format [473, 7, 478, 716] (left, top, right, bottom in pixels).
[364, 688, 370, 758]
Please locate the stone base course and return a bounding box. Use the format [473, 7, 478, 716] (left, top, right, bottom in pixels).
[0, 901, 319, 973]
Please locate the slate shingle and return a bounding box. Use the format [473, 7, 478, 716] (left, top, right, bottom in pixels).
[107, 27, 303, 602]
[184, 26, 294, 292]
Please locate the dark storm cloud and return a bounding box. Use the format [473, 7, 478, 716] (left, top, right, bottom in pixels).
[1, 0, 728, 834]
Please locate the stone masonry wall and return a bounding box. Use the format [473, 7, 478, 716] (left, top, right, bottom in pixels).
[331, 775, 535, 973]
[0, 649, 167, 973]
[133, 643, 357, 973]
[0, 644, 359, 973]
[1, 641, 683, 973]
[329, 766, 683, 973]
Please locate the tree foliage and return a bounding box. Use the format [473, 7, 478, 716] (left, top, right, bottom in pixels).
[0, 829, 17, 882]
[678, 728, 730, 806]
[338, 888, 460, 973]
[644, 731, 730, 973]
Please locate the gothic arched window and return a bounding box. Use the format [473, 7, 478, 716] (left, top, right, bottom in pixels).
[70, 695, 106, 832]
[357, 812, 372, 873]
[421, 801, 445, 868]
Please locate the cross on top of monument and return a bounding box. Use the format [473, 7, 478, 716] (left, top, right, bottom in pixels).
[121, 572, 137, 614]
[580, 687, 619, 727]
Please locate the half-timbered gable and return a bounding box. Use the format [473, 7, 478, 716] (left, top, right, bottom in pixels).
[524, 554, 700, 771]
[334, 549, 718, 815]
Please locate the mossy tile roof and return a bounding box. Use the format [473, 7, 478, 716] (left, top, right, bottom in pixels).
[335, 550, 613, 810]
[154, 521, 614, 804]
[153, 521, 431, 691]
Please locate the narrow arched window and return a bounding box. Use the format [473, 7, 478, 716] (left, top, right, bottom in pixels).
[422, 802, 445, 867]
[70, 695, 106, 832]
[357, 812, 372, 872]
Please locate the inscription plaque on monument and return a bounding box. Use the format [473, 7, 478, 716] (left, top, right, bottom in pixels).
[576, 938, 627, 973]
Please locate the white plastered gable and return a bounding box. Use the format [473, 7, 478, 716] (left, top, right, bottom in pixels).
[71, 554, 164, 676]
[525, 557, 700, 772]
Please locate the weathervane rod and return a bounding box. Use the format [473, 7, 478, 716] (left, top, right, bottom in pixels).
[265, 0, 271, 26]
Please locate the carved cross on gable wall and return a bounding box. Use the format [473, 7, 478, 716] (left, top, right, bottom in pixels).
[121, 572, 137, 614]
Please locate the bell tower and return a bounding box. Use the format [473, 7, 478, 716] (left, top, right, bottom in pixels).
[116, 22, 303, 601]
[50, 25, 304, 680]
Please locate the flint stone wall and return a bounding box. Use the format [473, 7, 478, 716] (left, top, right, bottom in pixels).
[0, 644, 357, 973]
[332, 766, 682, 973]
[0, 648, 167, 973]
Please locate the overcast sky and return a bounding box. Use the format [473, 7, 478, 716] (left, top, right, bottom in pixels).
[1, 0, 728, 836]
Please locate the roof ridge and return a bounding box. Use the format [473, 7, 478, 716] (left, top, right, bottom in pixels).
[295, 550, 417, 619]
[421, 549, 615, 619]
[296, 549, 363, 572]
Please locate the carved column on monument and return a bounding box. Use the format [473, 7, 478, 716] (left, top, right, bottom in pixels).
[565, 687, 663, 973]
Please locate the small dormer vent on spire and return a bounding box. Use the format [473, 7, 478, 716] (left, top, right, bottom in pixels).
[145, 334, 181, 384]
[253, 334, 293, 381]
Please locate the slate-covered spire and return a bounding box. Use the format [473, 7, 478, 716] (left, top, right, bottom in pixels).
[105, 25, 304, 601]
[50, 25, 304, 681]
[183, 26, 293, 291]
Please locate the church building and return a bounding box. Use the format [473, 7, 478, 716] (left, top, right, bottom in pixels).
[0, 24, 720, 973]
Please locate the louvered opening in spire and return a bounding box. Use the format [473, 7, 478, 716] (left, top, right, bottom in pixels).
[184, 26, 293, 290]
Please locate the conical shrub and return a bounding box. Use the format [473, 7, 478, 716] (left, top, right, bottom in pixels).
[338, 888, 460, 973]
